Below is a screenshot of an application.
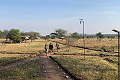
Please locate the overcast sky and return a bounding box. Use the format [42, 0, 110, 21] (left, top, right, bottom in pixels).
[0, 0, 120, 35]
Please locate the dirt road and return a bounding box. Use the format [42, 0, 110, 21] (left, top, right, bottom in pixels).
[0, 54, 74, 80]
[40, 56, 74, 80]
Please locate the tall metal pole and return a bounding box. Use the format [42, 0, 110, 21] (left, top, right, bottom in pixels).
[83, 21, 85, 60]
[80, 19, 85, 60]
[118, 32, 120, 80]
[112, 29, 120, 80]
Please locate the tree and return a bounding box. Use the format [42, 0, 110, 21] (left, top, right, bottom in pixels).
[111, 36, 115, 39]
[20, 31, 41, 42]
[0, 30, 4, 38]
[27, 32, 41, 42]
[46, 35, 50, 39]
[96, 32, 105, 39]
[71, 32, 80, 39]
[41, 36, 47, 41]
[3, 30, 9, 41]
[7, 29, 22, 43]
[20, 31, 26, 36]
[50, 33, 58, 39]
[66, 36, 78, 52]
[55, 29, 67, 38]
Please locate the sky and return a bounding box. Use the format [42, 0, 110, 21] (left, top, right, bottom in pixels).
[0, 0, 120, 35]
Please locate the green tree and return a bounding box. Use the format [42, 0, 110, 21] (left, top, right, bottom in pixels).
[20, 31, 41, 42]
[96, 32, 105, 39]
[0, 30, 4, 38]
[50, 33, 58, 39]
[71, 32, 80, 39]
[55, 29, 67, 38]
[7, 29, 22, 43]
[20, 31, 26, 36]
[3, 30, 9, 41]
[28, 32, 41, 42]
[46, 35, 50, 39]
[111, 36, 115, 39]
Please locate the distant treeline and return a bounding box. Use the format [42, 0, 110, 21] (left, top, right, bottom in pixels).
[45, 29, 117, 39]
[0, 29, 41, 43]
[0, 29, 117, 42]
[85, 34, 117, 39]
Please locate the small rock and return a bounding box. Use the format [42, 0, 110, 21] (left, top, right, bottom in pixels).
[44, 71, 46, 73]
[66, 76, 69, 78]
[40, 60, 42, 62]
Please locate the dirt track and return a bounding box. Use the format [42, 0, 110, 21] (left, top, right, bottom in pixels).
[0, 54, 74, 80]
[40, 55, 74, 80]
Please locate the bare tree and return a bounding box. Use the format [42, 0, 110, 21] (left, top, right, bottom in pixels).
[66, 36, 78, 52]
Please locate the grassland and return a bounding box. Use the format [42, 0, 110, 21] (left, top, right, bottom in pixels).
[0, 38, 118, 54]
[0, 38, 67, 67]
[103, 57, 118, 65]
[0, 39, 66, 54]
[0, 59, 43, 80]
[50, 38, 118, 53]
[52, 56, 118, 80]
[0, 54, 34, 66]
[52, 38, 118, 80]
[0, 39, 45, 54]
[1, 38, 117, 54]
[0, 39, 45, 80]
[56, 47, 100, 55]
[55, 46, 118, 57]
[0, 38, 118, 80]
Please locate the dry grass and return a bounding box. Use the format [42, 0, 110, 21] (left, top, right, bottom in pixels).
[0, 39, 66, 54]
[0, 39, 46, 54]
[50, 38, 118, 52]
[0, 54, 23, 58]
[53, 56, 118, 80]
[77, 38, 117, 49]
[0, 59, 43, 80]
[56, 47, 99, 55]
